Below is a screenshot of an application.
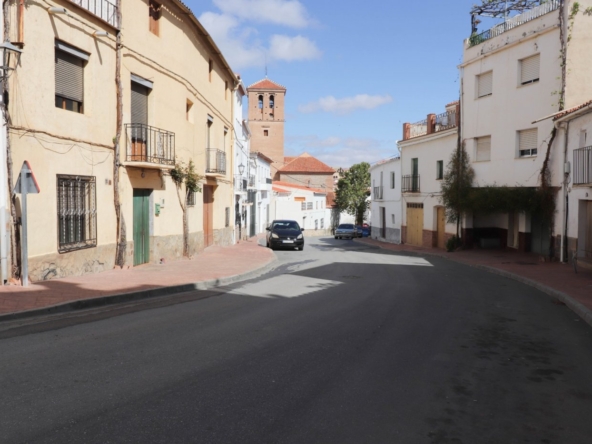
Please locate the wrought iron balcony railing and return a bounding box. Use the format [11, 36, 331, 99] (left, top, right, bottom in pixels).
[409, 119, 428, 139]
[234, 174, 247, 192]
[206, 149, 226, 174]
[402, 175, 420, 193]
[373, 186, 383, 200]
[573, 146, 592, 185]
[68, 0, 119, 28]
[467, 0, 559, 48]
[125, 124, 175, 166]
[435, 109, 458, 133]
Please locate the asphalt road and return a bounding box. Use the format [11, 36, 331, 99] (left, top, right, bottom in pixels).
[1, 238, 592, 444]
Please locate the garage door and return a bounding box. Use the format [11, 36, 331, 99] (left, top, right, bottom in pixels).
[406, 203, 424, 247]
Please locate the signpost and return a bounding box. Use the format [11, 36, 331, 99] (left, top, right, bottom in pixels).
[13, 161, 39, 286]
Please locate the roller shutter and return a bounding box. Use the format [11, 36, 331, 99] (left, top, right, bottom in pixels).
[520, 54, 540, 84]
[131, 81, 149, 125]
[55, 50, 84, 102]
[476, 136, 491, 161]
[477, 71, 493, 98]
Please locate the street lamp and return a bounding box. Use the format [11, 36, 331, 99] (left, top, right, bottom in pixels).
[0, 41, 22, 76]
[238, 163, 245, 176]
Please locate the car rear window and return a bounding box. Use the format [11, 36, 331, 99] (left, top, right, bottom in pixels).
[339, 224, 354, 229]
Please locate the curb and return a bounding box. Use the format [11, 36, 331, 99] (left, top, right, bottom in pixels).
[0, 256, 278, 324]
[356, 239, 592, 329]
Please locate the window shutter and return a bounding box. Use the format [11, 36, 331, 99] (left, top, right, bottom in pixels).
[131, 81, 149, 125]
[55, 50, 84, 102]
[476, 136, 491, 161]
[478, 71, 493, 97]
[520, 54, 540, 84]
[519, 129, 537, 150]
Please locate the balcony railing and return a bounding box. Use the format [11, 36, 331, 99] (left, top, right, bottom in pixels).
[435, 109, 457, 133]
[248, 175, 256, 187]
[125, 123, 175, 166]
[574, 146, 592, 185]
[402, 175, 420, 193]
[234, 174, 247, 192]
[206, 149, 226, 174]
[409, 119, 428, 139]
[68, 0, 119, 28]
[467, 0, 560, 48]
[373, 186, 383, 200]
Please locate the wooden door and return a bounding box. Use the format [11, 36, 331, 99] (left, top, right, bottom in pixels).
[437, 207, 446, 249]
[133, 189, 151, 265]
[203, 185, 214, 247]
[380, 207, 386, 238]
[585, 201, 592, 260]
[406, 204, 423, 246]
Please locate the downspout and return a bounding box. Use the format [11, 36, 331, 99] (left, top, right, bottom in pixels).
[557, 120, 569, 262]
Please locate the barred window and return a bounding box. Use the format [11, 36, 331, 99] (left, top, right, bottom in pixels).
[57, 175, 97, 253]
[307, 202, 313, 210]
[225, 207, 230, 227]
[301, 202, 306, 211]
[186, 191, 196, 206]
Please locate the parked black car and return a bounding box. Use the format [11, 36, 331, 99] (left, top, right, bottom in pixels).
[266, 220, 305, 251]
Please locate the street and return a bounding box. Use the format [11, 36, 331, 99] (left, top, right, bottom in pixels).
[1, 238, 592, 443]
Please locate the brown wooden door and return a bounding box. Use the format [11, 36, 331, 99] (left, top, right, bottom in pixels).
[406, 204, 423, 247]
[203, 185, 214, 247]
[437, 207, 446, 249]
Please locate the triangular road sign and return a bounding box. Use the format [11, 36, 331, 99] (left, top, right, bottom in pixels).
[13, 160, 40, 194]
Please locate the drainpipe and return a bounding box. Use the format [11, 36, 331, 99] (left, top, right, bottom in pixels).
[556, 120, 569, 263]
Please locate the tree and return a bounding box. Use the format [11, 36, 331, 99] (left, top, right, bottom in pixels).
[440, 143, 475, 239]
[170, 159, 203, 257]
[470, 1, 547, 33]
[334, 162, 370, 226]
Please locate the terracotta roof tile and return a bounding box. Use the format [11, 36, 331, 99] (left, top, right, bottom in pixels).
[247, 78, 287, 91]
[279, 154, 335, 174]
[272, 181, 326, 194]
[553, 99, 592, 120]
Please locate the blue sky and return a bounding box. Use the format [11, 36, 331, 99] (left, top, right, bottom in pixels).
[186, 0, 492, 167]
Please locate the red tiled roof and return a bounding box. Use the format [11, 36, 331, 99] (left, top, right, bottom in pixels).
[247, 78, 287, 91]
[279, 153, 335, 174]
[283, 156, 296, 164]
[272, 185, 290, 193]
[553, 99, 592, 120]
[272, 180, 326, 194]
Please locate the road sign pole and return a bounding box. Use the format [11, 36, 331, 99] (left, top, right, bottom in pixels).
[20, 167, 28, 287]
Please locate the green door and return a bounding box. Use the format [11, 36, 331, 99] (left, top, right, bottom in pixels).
[133, 189, 151, 265]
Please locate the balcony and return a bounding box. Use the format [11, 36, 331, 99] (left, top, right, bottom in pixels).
[402, 175, 420, 193]
[466, 0, 560, 48]
[68, 0, 119, 28]
[234, 174, 247, 192]
[403, 108, 458, 141]
[373, 186, 383, 200]
[573, 146, 592, 185]
[125, 124, 175, 168]
[206, 149, 226, 175]
[248, 175, 256, 188]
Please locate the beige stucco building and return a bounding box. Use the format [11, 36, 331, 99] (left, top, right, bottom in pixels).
[3, 0, 237, 282]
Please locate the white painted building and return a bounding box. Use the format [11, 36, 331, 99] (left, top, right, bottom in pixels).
[370, 157, 402, 244]
[251, 152, 273, 234]
[552, 101, 592, 267]
[399, 103, 459, 248]
[460, 0, 592, 256]
[270, 182, 331, 234]
[233, 77, 250, 242]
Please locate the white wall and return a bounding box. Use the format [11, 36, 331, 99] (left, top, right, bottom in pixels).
[370, 158, 402, 243]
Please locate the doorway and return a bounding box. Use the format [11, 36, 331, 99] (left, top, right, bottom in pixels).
[133, 189, 151, 265]
[507, 212, 519, 249]
[203, 185, 214, 247]
[406, 203, 423, 246]
[380, 207, 386, 238]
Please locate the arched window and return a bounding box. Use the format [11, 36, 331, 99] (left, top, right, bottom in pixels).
[258, 95, 263, 109]
[269, 95, 275, 109]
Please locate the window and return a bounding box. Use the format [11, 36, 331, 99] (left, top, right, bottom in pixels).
[307, 202, 313, 210]
[579, 129, 587, 148]
[186, 192, 196, 206]
[301, 202, 306, 211]
[436, 160, 444, 179]
[186, 100, 193, 122]
[269, 95, 275, 108]
[518, 128, 538, 157]
[520, 54, 540, 85]
[55, 41, 88, 114]
[225, 207, 230, 227]
[258, 95, 263, 109]
[264, 130, 269, 137]
[321, 218, 324, 229]
[391, 214, 395, 224]
[149, 0, 161, 36]
[57, 175, 97, 252]
[315, 219, 318, 230]
[477, 71, 493, 98]
[476, 136, 491, 161]
[390, 171, 395, 189]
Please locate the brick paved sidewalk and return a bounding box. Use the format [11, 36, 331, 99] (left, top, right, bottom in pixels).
[357, 238, 592, 326]
[0, 236, 275, 316]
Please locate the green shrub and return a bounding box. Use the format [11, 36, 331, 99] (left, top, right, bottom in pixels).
[446, 235, 461, 252]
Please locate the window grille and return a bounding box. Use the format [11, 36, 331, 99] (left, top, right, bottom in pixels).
[186, 192, 196, 206]
[518, 129, 538, 157]
[520, 54, 540, 85]
[307, 202, 313, 210]
[301, 202, 306, 211]
[225, 207, 230, 227]
[57, 175, 97, 253]
[477, 71, 493, 98]
[406, 202, 424, 209]
[476, 136, 491, 161]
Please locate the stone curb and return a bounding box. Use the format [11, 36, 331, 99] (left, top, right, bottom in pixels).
[356, 239, 592, 329]
[0, 256, 278, 324]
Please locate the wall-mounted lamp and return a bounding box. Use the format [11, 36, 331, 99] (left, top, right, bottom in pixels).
[93, 31, 109, 37]
[48, 7, 67, 14]
[0, 41, 22, 74]
[238, 163, 245, 175]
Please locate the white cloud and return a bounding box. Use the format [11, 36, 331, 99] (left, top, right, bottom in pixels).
[299, 94, 393, 115]
[212, 0, 311, 28]
[269, 35, 322, 61]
